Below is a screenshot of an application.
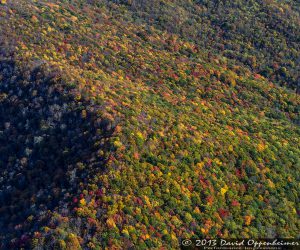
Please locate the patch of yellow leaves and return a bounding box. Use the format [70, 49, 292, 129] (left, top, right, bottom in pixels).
[257, 142, 267, 152]
[106, 217, 117, 228]
[70, 16, 78, 22]
[220, 185, 228, 196]
[244, 215, 252, 226]
[196, 162, 204, 169]
[267, 179, 275, 188]
[79, 198, 86, 206]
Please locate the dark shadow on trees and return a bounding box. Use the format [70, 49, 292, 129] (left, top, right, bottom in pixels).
[0, 58, 113, 247]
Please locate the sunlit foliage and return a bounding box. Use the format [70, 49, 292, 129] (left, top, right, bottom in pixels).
[0, 0, 299, 249]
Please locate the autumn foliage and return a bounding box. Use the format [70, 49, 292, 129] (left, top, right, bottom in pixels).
[0, 0, 299, 249]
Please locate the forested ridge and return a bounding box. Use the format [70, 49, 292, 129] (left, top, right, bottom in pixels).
[0, 0, 299, 249]
[106, 0, 300, 91]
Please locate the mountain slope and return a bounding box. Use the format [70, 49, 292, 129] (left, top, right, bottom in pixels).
[104, 0, 300, 91]
[0, 0, 299, 249]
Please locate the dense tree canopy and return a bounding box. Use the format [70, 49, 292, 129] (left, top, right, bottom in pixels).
[107, 0, 300, 91]
[0, 0, 299, 249]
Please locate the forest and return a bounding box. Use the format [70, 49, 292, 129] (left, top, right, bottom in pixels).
[0, 0, 299, 249]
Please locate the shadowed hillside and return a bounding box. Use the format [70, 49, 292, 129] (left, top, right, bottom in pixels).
[0, 50, 114, 248]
